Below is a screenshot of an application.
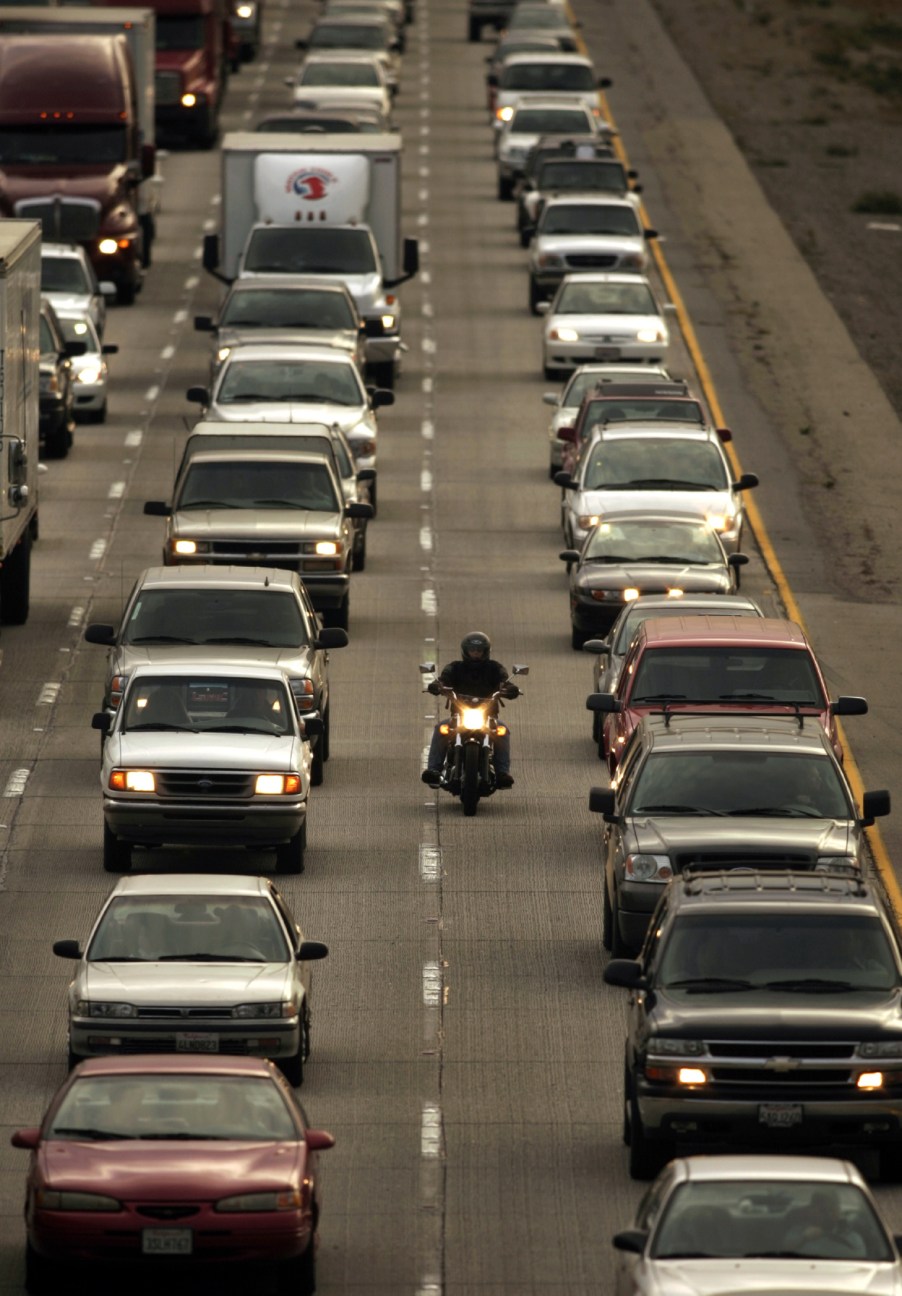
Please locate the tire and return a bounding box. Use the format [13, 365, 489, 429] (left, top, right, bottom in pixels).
[548, 458, 559, 480]
[591, 710, 601, 743]
[310, 729, 324, 787]
[102, 821, 131, 873]
[0, 526, 31, 625]
[610, 888, 630, 958]
[353, 526, 367, 572]
[325, 595, 349, 632]
[468, 16, 480, 40]
[461, 743, 480, 817]
[622, 1061, 632, 1146]
[628, 1092, 669, 1181]
[321, 706, 330, 763]
[544, 365, 559, 382]
[25, 1242, 56, 1296]
[571, 623, 587, 651]
[79, 401, 107, 425]
[140, 214, 154, 268]
[116, 278, 137, 306]
[602, 880, 614, 953]
[497, 174, 513, 201]
[278, 1236, 316, 1296]
[280, 1012, 308, 1087]
[67, 1044, 79, 1072]
[42, 418, 70, 460]
[529, 279, 542, 315]
[880, 1145, 902, 1182]
[368, 476, 377, 518]
[370, 360, 395, 390]
[276, 820, 306, 875]
[519, 226, 532, 249]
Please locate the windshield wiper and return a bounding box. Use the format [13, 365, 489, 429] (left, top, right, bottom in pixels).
[635, 555, 709, 565]
[220, 393, 274, 402]
[155, 952, 265, 962]
[129, 635, 198, 644]
[203, 724, 281, 735]
[52, 1127, 133, 1140]
[631, 693, 689, 702]
[125, 723, 194, 732]
[201, 636, 277, 646]
[136, 1132, 228, 1141]
[664, 976, 754, 991]
[763, 977, 866, 992]
[178, 500, 242, 510]
[726, 806, 823, 818]
[599, 478, 717, 490]
[718, 691, 778, 701]
[632, 803, 726, 815]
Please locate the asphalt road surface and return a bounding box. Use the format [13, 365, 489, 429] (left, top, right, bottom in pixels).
[1, 0, 901, 1292]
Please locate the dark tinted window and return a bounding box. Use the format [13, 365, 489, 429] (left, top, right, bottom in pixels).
[0, 126, 126, 165]
[630, 645, 823, 704]
[539, 203, 640, 236]
[501, 63, 594, 91]
[123, 588, 308, 648]
[178, 460, 341, 512]
[582, 438, 726, 491]
[629, 750, 851, 819]
[244, 226, 377, 275]
[220, 288, 355, 330]
[511, 108, 593, 133]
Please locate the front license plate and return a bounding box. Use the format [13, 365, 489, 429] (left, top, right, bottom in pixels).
[175, 1032, 218, 1052]
[142, 1229, 193, 1256]
[758, 1102, 803, 1128]
[594, 346, 621, 360]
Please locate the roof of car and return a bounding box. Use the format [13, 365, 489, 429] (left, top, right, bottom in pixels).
[638, 615, 809, 647]
[128, 565, 304, 593]
[74, 1055, 277, 1078]
[110, 873, 276, 897]
[613, 592, 763, 616]
[182, 448, 337, 468]
[640, 713, 836, 755]
[509, 98, 595, 116]
[542, 193, 636, 209]
[190, 420, 332, 438]
[584, 382, 691, 399]
[672, 1154, 861, 1184]
[671, 869, 875, 911]
[584, 424, 720, 450]
[41, 243, 87, 259]
[502, 51, 593, 66]
[558, 270, 654, 287]
[219, 342, 357, 364]
[128, 661, 295, 682]
[225, 277, 353, 295]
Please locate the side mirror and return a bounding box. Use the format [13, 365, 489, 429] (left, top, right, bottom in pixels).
[143, 500, 172, 517]
[194, 315, 214, 332]
[298, 940, 328, 961]
[202, 232, 221, 274]
[733, 472, 759, 491]
[603, 959, 646, 989]
[716, 427, 732, 443]
[304, 1129, 335, 1151]
[92, 712, 112, 733]
[372, 388, 395, 409]
[557, 426, 576, 444]
[861, 789, 891, 825]
[315, 627, 349, 650]
[831, 695, 868, 717]
[535, 301, 550, 315]
[559, 549, 580, 564]
[598, 76, 612, 88]
[294, 37, 308, 49]
[346, 502, 374, 520]
[52, 939, 81, 960]
[102, 344, 119, 356]
[542, 392, 559, 406]
[583, 639, 608, 655]
[141, 142, 156, 179]
[84, 623, 116, 646]
[553, 471, 576, 489]
[644, 228, 658, 240]
[99, 281, 117, 301]
[728, 553, 749, 568]
[302, 717, 324, 738]
[586, 692, 620, 713]
[402, 236, 419, 279]
[511, 664, 529, 676]
[186, 386, 209, 405]
[612, 1229, 648, 1255]
[588, 785, 616, 818]
[10, 1129, 40, 1150]
[487, 73, 498, 86]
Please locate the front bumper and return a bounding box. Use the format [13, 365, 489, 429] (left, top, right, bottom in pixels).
[544, 344, 667, 372]
[102, 797, 306, 848]
[39, 397, 68, 436]
[69, 1016, 299, 1063]
[572, 594, 628, 633]
[614, 878, 665, 950]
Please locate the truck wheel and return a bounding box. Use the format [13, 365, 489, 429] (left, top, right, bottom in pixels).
[102, 822, 132, 873]
[43, 419, 70, 460]
[310, 731, 325, 787]
[321, 706, 330, 762]
[468, 16, 480, 40]
[197, 111, 219, 150]
[116, 279, 137, 307]
[628, 1094, 669, 1180]
[610, 889, 630, 958]
[602, 881, 614, 952]
[25, 1242, 56, 1296]
[325, 596, 350, 632]
[276, 821, 306, 875]
[529, 278, 543, 315]
[0, 526, 31, 625]
[140, 215, 154, 268]
[498, 174, 513, 201]
[353, 526, 367, 572]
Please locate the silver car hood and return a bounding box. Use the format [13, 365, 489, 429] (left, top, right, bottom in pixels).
[170, 508, 344, 538]
[107, 731, 302, 770]
[78, 961, 295, 1005]
[630, 817, 858, 856]
[112, 643, 313, 679]
[238, 269, 386, 312]
[208, 400, 368, 428]
[533, 233, 645, 259]
[636, 1258, 901, 1295]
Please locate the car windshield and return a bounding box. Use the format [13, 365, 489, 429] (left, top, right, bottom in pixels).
[41, 259, 91, 295]
[310, 22, 388, 47]
[178, 460, 341, 512]
[123, 588, 308, 648]
[121, 674, 295, 735]
[508, 7, 567, 29]
[299, 60, 380, 85]
[556, 280, 656, 315]
[88, 895, 292, 963]
[155, 15, 205, 49]
[629, 645, 825, 705]
[0, 125, 126, 166]
[582, 439, 727, 490]
[244, 226, 377, 275]
[650, 1180, 894, 1261]
[48, 1075, 299, 1142]
[537, 160, 625, 190]
[216, 359, 362, 405]
[501, 63, 594, 91]
[584, 399, 706, 428]
[39, 316, 59, 353]
[629, 751, 851, 819]
[584, 518, 724, 565]
[221, 288, 356, 330]
[511, 108, 592, 134]
[655, 914, 899, 992]
[58, 317, 99, 353]
[539, 204, 640, 236]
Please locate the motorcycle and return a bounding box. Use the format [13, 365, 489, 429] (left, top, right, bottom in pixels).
[419, 662, 528, 816]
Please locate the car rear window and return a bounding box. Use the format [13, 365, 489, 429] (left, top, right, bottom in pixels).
[243, 226, 377, 275]
[123, 588, 308, 648]
[630, 646, 824, 706]
[511, 108, 593, 134]
[501, 63, 595, 91]
[539, 203, 640, 236]
[221, 288, 355, 330]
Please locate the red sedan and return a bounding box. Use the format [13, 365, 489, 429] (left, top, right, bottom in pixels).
[11, 1055, 334, 1295]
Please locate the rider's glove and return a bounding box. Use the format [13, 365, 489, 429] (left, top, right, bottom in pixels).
[426, 679, 441, 696]
[503, 683, 520, 699]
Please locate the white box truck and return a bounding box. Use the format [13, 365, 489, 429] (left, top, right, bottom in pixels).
[0, 6, 160, 265]
[0, 220, 41, 627]
[203, 132, 419, 388]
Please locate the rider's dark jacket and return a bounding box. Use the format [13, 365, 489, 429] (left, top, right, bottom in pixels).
[434, 658, 511, 699]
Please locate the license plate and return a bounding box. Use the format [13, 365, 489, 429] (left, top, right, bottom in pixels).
[175, 1032, 218, 1052]
[758, 1102, 803, 1128]
[142, 1229, 193, 1256]
[594, 346, 621, 360]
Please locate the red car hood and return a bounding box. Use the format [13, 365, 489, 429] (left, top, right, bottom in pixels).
[157, 49, 206, 77]
[39, 1139, 305, 1198]
[0, 165, 131, 206]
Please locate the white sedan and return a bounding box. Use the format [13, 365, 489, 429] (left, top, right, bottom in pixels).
[286, 51, 392, 117]
[539, 272, 673, 378]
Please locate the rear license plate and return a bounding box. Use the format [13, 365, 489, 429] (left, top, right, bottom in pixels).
[594, 346, 621, 360]
[758, 1102, 803, 1128]
[175, 1032, 218, 1052]
[142, 1229, 193, 1255]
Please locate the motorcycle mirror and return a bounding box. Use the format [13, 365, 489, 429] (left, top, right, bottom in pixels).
[419, 662, 436, 673]
[511, 664, 529, 676]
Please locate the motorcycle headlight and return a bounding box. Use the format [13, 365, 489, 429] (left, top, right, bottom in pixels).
[235, 2, 255, 16]
[37, 1190, 121, 1211]
[76, 1001, 137, 1018]
[181, 93, 198, 108]
[624, 853, 672, 881]
[461, 706, 487, 730]
[216, 1190, 301, 1212]
[98, 238, 119, 256]
[232, 1001, 297, 1019]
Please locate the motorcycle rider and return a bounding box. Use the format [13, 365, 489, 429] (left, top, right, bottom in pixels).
[421, 631, 519, 788]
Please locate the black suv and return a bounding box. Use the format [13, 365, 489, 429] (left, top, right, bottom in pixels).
[39, 298, 83, 460]
[605, 871, 902, 1181]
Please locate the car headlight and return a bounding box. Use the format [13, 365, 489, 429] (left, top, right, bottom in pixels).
[232, 1001, 297, 1019]
[623, 587, 640, 602]
[217, 346, 231, 363]
[648, 1037, 705, 1057]
[816, 855, 858, 874]
[235, 2, 255, 16]
[76, 365, 103, 386]
[859, 1041, 902, 1058]
[97, 238, 119, 256]
[315, 541, 338, 555]
[291, 679, 316, 712]
[461, 706, 487, 730]
[624, 853, 672, 881]
[76, 1001, 138, 1018]
[550, 327, 579, 342]
[577, 514, 600, 529]
[170, 539, 210, 556]
[536, 253, 565, 269]
[215, 1190, 301, 1212]
[350, 439, 376, 458]
[381, 313, 396, 329]
[37, 1190, 121, 1211]
[636, 325, 667, 344]
[706, 512, 728, 532]
[620, 252, 647, 269]
[496, 106, 515, 122]
[109, 770, 156, 792]
[181, 92, 198, 108]
[255, 774, 302, 795]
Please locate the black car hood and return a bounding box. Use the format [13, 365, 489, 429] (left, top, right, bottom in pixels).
[576, 561, 730, 593]
[645, 987, 902, 1038]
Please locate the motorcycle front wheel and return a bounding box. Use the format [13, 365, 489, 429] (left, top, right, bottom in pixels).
[461, 743, 480, 817]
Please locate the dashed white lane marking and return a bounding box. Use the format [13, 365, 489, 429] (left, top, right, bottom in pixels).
[68, 606, 85, 628]
[419, 188, 429, 202]
[173, 309, 187, 324]
[3, 770, 30, 797]
[419, 527, 433, 552]
[417, 1284, 441, 1296]
[420, 469, 433, 491]
[125, 429, 143, 447]
[420, 240, 431, 255]
[90, 539, 107, 561]
[184, 275, 199, 290]
[421, 590, 437, 616]
[108, 482, 126, 499]
[419, 165, 430, 178]
[421, 419, 434, 439]
[422, 337, 436, 353]
[161, 345, 175, 361]
[37, 684, 60, 706]
[422, 377, 433, 394]
[423, 961, 442, 1007]
[867, 221, 901, 231]
[421, 1103, 443, 1157]
[422, 301, 434, 317]
[144, 385, 160, 403]
[419, 845, 442, 882]
[421, 269, 432, 286]
[202, 217, 217, 232]
[211, 192, 221, 206]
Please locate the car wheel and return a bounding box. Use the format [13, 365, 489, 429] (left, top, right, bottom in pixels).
[468, 16, 480, 40]
[0, 524, 31, 626]
[276, 820, 306, 875]
[277, 1232, 316, 1296]
[325, 596, 349, 632]
[610, 888, 630, 958]
[368, 476, 377, 518]
[116, 279, 137, 307]
[497, 174, 513, 201]
[370, 361, 394, 390]
[67, 1044, 79, 1072]
[42, 419, 70, 460]
[310, 731, 325, 787]
[571, 623, 587, 651]
[622, 1061, 632, 1146]
[543, 365, 559, 382]
[519, 225, 532, 249]
[602, 880, 614, 953]
[102, 821, 131, 873]
[280, 1020, 306, 1087]
[880, 1145, 902, 1182]
[528, 279, 542, 315]
[25, 1242, 56, 1296]
[321, 706, 330, 762]
[353, 527, 367, 572]
[628, 1092, 669, 1181]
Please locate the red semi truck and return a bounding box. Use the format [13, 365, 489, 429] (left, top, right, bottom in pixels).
[0, 33, 151, 303]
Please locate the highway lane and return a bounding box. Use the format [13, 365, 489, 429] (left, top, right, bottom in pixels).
[0, 0, 901, 1291]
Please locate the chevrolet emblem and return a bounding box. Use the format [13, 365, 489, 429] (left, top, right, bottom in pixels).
[766, 1056, 799, 1072]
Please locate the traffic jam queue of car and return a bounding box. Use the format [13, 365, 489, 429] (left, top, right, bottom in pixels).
[3, 0, 902, 1294]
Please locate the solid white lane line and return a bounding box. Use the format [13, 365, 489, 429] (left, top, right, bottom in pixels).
[421, 1103, 443, 1157]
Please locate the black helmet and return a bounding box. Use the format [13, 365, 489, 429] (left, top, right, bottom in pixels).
[461, 631, 491, 660]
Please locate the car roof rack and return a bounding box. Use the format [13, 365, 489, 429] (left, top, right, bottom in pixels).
[679, 869, 869, 897]
[651, 704, 810, 730]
